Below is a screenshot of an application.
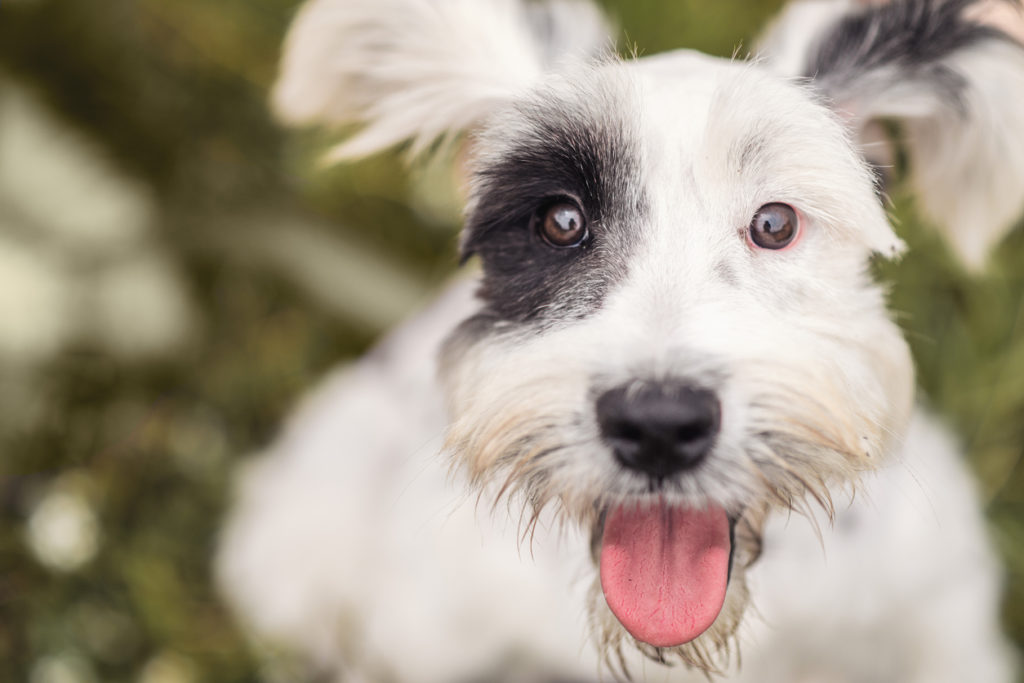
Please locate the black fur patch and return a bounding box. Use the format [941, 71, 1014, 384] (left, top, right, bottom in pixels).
[805, 0, 1017, 109]
[462, 77, 647, 324]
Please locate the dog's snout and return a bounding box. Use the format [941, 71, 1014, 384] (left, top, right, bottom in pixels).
[596, 382, 720, 478]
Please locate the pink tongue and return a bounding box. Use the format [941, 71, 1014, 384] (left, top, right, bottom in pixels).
[600, 503, 731, 648]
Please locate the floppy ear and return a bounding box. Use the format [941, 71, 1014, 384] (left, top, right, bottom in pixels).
[760, 0, 1024, 270]
[272, 0, 614, 161]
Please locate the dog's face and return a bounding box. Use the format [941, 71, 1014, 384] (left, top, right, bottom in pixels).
[441, 55, 914, 668]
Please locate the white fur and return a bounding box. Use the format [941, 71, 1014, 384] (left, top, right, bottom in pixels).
[218, 277, 1017, 682]
[904, 39, 1024, 268]
[217, 280, 604, 683]
[274, 0, 612, 159]
[218, 0, 1023, 679]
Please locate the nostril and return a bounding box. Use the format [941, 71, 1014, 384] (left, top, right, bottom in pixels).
[674, 421, 710, 444]
[595, 382, 721, 478]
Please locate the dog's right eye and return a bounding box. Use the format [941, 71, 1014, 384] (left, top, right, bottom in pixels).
[535, 200, 588, 248]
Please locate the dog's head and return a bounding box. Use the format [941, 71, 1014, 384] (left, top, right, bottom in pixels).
[440, 55, 915, 668]
[275, 0, 1024, 672]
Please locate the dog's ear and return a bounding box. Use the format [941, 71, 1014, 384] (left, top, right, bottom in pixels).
[760, 0, 1024, 270]
[272, 0, 614, 161]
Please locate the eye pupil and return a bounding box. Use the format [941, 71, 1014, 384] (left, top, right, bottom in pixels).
[749, 203, 798, 249]
[539, 201, 587, 248]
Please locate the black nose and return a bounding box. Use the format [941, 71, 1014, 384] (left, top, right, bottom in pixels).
[596, 382, 721, 478]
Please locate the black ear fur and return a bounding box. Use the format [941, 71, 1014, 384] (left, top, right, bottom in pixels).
[806, 0, 1017, 106]
[765, 0, 1024, 270]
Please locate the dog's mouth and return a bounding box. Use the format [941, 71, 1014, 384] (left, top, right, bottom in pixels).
[594, 502, 735, 648]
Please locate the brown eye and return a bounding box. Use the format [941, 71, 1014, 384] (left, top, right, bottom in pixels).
[749, 203, 799, 250]
[537, 200, 588, 248]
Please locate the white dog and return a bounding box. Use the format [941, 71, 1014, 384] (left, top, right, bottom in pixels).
[216, 1, 1024, 681]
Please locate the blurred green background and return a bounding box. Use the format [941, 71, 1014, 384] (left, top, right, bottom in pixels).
[0, 0, 1021, 681]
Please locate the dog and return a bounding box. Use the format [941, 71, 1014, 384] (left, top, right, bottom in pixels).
[216, 0, 1024, 680]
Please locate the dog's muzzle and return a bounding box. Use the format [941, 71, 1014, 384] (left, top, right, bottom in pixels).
[592, 380, 731, 649]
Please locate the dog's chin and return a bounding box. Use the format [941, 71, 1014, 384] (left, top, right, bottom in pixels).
[589, 498, 738, 651]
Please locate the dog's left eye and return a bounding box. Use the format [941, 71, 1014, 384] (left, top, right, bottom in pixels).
[535, 200, 588, 248]
[748, 203, 799, 250]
